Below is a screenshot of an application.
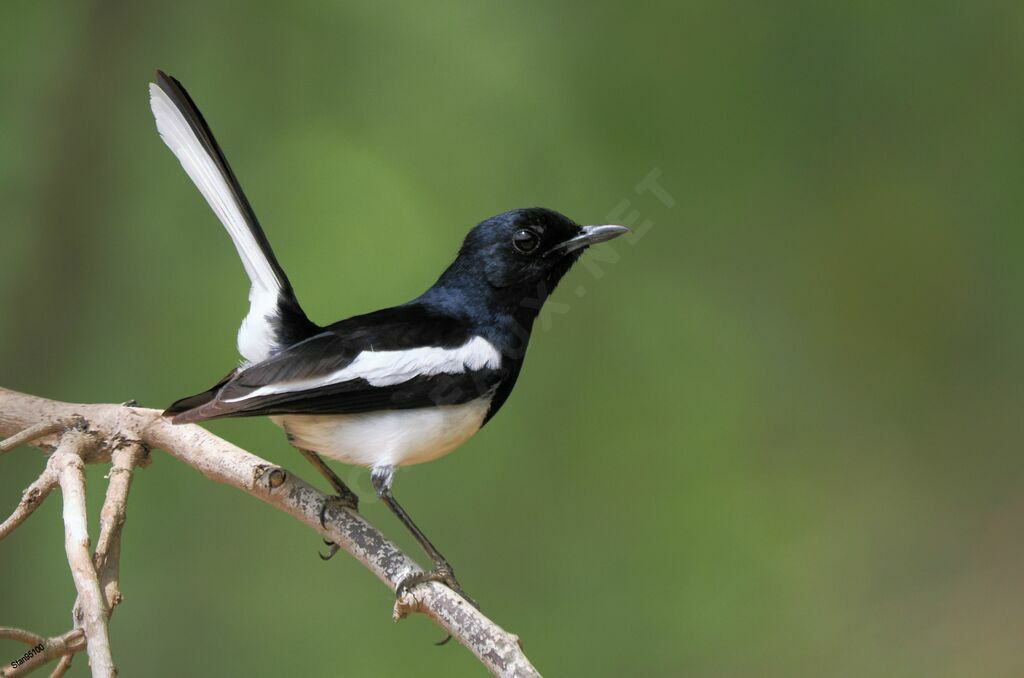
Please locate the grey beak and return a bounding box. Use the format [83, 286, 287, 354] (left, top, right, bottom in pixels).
[547, 224, 630, 256]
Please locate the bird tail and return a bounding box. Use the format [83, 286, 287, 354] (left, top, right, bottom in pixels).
[149, 70, 316, 364]
[162, 367, 238, 419]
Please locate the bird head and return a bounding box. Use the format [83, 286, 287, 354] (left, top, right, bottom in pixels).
[436, 208, 628, 309]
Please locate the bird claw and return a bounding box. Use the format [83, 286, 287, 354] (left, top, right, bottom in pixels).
[318, 493, 358, 528]
[396, 564, 479, 610]
[319, 541, 341, 560]
[396, 565, 478, 646]
[317, 493, 358, 561]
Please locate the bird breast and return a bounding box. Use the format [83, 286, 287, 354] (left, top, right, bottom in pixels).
[273, 397, 492, 469]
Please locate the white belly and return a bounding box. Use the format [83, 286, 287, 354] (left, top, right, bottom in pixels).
[272, 398, 491, 469]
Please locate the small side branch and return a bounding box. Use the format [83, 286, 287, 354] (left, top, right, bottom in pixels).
[48, 654, 75, 678]
[0, 468, 58, 541]
[0, 627, 44, 646]
[52, 431, 116, 678]
[93, 442, 147, 612]
[0, 628, 85, 678]
[0, 420, 68, 455]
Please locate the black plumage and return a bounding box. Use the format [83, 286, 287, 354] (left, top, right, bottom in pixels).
[166, 208, 595, 426]
[150, 69, 628, 605]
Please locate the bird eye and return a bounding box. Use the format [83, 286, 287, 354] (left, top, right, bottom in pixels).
[511, 228, 540, 254]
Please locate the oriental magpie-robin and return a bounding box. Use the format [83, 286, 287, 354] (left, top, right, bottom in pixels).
[150, 71, 627, 604]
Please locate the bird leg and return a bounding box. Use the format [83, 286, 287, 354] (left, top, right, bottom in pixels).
[296, 448, 359, 509]
[294, 448, 359, 560]
[371, 467, 478, 610]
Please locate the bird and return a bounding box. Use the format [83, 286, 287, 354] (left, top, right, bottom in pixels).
[149, 70, 628, 604]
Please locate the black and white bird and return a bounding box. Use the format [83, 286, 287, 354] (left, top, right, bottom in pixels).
[149, 70, 627, 602]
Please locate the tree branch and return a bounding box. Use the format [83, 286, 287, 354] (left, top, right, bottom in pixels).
[0, 420, 69, 455]
[0, 629, 86, 678]
[51, 430, 116, 678]
[93, 442, 147, 614]
[48, 654, 74, 678]
[0, 469, 58, 541]
[0, 387, 539, 677]
[0, 628, 44, 646]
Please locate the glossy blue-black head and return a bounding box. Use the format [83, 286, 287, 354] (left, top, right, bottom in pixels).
[428, 207, 628, 320]
[456, 207, 626, 286]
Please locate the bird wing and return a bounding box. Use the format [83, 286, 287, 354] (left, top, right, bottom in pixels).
[166, 307, 505, 422]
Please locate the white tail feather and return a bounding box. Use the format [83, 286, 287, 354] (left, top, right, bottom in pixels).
[149, 82, 283, 363]
[149, 84, 282, 294]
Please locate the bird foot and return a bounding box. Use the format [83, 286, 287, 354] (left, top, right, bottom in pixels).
[318, 492, 359, 560]
[319, 539, 342, 561]
[397, 564, 479, 610]
[397, 565, 479, 646]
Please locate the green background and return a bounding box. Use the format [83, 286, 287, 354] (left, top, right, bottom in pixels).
[2, 2, 1023, 676]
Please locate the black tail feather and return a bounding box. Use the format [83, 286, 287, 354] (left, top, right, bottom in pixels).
[153, 70, 297, 299]
[163, 368, 239, 418]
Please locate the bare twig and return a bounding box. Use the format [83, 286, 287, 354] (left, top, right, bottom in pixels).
[93, 442, 146, 612]
[0, 627, 44, 646]
[0, 387, 539, 677]
[0, 420, 67, 455]
[52, 431, 116, 678]
[0, 443, 143, 676]
[48, 654, 74, 678]
[0, 628, 85, 678]
[0, 468, 59, 541]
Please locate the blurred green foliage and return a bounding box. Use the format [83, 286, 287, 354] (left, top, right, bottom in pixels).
[2, 1, 1024, 676]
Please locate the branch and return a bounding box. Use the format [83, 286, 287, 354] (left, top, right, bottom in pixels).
[0, 420, 68, 455]
[0, 387, 539, 677]
[0, 468, 58, 541]
[93, 442, 147, 614]
[1, 429, 138, 676]
[51, 431, 116, 678]
[0, 628, 44, 646]
[48, 655, 74, 678]
[0, 629, 86, 678]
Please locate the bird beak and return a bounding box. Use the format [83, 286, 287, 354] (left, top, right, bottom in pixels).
[546, 224, 630, 257]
